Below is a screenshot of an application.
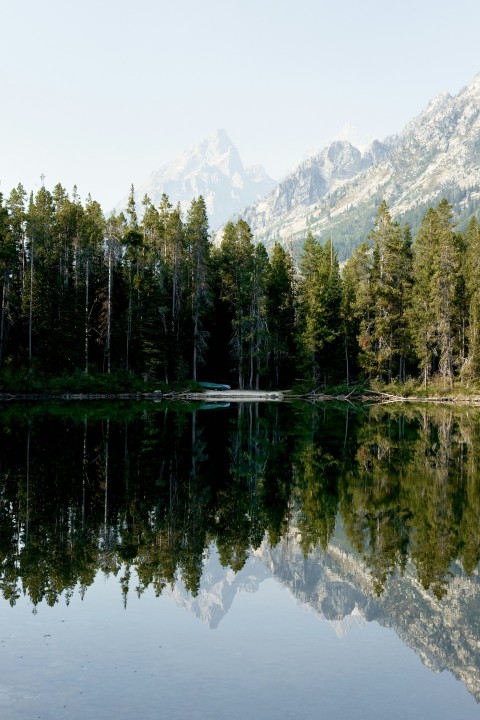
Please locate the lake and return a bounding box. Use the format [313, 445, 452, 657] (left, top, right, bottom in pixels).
[0, 400, 479, 719]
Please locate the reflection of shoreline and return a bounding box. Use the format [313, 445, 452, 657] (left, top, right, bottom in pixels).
[254, 523, 480, 703]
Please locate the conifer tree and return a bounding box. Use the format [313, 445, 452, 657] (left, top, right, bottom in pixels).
[218, 220, 255, 388]
[102, 211, 125, 373]
[411, 200, 462, 387]
[249, 243, 270, 389]
[186, 197, 211, 381]
[164, 201, 187, 379]
[123, 185, 144, 372]
[81, 195, 105, 373]
[25, 186, 56, 367]
[341, 241, 372, 384]
[296, 233, 342, 385]
[361, 202, 413, 382]
[265, 243, 295, 387]
[464, 216, 480, 376]
[7, 185, 27, 349]
[0, 194, 16, 365]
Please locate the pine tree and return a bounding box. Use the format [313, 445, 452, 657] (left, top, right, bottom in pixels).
[296, 233, 342, 385]
[7, 185, 27, 350]
[362, 202, 413, 382]
[249, 243, 270, 389]
[265, 243, 295, 387]
[51, 184, 83, 369]
[411, 200, 463, 387]
[25, 186, 56, 367]
[218, 220, 255, 388]
[81, 195, 105, 373]
[0, 193, 16, 365]
[163, 201, 187, 379]
[101, 211, 125, 373]
[186, 197, 211, 381]
[341, 241, 372, 384]
[464, 216, 480, 377]
[123, 185, 144, 372]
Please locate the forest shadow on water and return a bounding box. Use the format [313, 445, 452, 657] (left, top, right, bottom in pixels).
[1, 400, 480, 706]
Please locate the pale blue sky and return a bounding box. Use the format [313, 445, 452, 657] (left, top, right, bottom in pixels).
[1, 0, 479, 209]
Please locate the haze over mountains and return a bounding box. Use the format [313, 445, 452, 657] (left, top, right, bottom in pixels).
[118, 71, 480, 260]
[116, 129, 276, 229]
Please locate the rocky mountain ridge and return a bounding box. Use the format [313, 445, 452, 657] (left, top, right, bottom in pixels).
[238, 72, 480, 259]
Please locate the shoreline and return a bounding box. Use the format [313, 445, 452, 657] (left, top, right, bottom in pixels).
[1, 389, 480, 405]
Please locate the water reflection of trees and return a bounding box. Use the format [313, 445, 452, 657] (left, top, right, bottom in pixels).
[0, 402, 479, 607]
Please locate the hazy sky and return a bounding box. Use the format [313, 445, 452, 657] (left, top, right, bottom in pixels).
[1, 0, 479, 209]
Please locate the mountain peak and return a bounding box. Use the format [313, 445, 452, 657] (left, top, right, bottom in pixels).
[208, 128, 234, 150]
[425, 89, 452, 113]
[114, 130, 276, 229]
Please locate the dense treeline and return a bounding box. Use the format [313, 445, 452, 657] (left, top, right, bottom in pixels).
[1, 183, 480, 388]
[0, 402, 479, 606]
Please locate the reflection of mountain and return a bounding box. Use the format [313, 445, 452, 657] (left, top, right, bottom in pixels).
[162, 520, 480, 702]
[254, 522, 480, 703]
[164, 545, 271, 628]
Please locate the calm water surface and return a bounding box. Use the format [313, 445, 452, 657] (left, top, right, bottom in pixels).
[0, 401, 479, 719]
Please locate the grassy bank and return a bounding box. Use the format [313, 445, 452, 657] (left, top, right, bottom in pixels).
[0, 367, 198, 396]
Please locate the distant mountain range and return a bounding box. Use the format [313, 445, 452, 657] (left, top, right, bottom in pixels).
[115, 129, 276, 229]
[116, 72, 480, 260]
[239, 72, 480, 258]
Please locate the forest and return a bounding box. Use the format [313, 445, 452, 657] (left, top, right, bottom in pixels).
[0, 182, 479, 391]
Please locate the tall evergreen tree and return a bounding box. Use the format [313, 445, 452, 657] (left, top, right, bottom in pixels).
[411, 200, 462, 387]
[186, 197, 211, 381]
[25, 186, 56, 367]
[101, 211, 125, 373]
[81, 195, 105, 373]
[341, 241, 372, 384]
[218, 220, 255, 388]
[296, 233, 342, 385]
[6, 185, 27, 359]
[123, 185, 144, 372]
[265, 243, 295, 387]
[249, 243, 270, 389]
[360, 202, 413, 382]
[464, 216, 480, 377]
[0, 194, 16, 365]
